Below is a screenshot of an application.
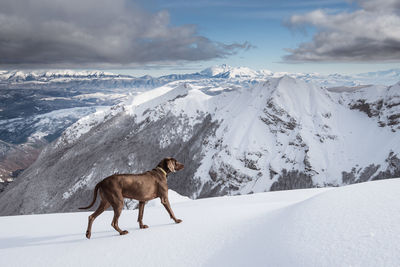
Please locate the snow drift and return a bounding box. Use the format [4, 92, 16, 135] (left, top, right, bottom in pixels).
[0, 179, 399, 267]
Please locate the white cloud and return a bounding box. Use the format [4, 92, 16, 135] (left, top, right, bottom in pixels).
[284, 0, 400, 62]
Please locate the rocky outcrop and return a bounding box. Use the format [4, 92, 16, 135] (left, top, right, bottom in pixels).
[270, 170, 314, 191]
[347, 83, 400, 132]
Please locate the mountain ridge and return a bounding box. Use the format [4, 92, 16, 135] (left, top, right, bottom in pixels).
[2, 65, 400, 86]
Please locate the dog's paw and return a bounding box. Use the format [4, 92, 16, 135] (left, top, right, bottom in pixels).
[86, 231, 91, 239]
[140, 224, 149, 229]
[175, 219, 182, 224]
[120, 230, 129, 235]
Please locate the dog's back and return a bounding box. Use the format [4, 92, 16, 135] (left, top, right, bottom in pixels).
[101, 173, 160, 201]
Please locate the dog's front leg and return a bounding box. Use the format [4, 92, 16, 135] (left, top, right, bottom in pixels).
[137, 201, 149, 229]
[161, 197, 182, 224]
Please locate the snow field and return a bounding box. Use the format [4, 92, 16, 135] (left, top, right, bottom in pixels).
[1, 179, 399, 267]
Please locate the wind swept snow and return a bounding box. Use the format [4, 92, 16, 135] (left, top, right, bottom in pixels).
[1, 179, 399, 267]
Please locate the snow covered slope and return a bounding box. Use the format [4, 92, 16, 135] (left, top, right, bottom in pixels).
[0, 67, 223, 180]
[0, 179, 399, 267]
[0, 69, 170, 182]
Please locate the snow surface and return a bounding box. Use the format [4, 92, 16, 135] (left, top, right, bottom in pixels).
[1, 179, 399, 267]
[55, 105, 123, 147]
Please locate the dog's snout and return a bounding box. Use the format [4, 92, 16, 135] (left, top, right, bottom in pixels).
[177, 162, 184, 170]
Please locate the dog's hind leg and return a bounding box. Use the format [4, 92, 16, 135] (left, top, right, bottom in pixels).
[86, 200, 110, 239]
[111, 200, 129, 235]
[137, 201, 148, 229]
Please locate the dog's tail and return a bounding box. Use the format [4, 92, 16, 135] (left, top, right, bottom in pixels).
[79, 183, 100, 210]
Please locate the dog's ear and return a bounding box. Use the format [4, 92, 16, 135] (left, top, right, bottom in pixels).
[167, 159, 176, 173]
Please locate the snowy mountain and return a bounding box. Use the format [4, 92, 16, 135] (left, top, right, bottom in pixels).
[1, 179, 399, 267]
[0, 69, 183, 182]
[199, 64, 263, 78]
[0, 70, 399, 215]
[0, 66, 293, 180]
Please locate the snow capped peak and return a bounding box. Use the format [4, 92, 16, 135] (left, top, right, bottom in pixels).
[126, 82, 191, 112]
[272, 74, 315, 96]
[271, 75, 332, 119]
[277, 74, 297, 84]
[139, 74, 153, 79]
[199, 64, 261, 78]
[385, 82, 400, 99]
[258, 69, 274, 76]
[222, 66, 259, 78]
[200, 64, 233, 77]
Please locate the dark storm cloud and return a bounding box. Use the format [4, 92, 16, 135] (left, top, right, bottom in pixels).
[283, 0, 400, 62]
[0, 0, 251, 68]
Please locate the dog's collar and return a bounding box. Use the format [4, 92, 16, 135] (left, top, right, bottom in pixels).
[156, 167, 167, 176]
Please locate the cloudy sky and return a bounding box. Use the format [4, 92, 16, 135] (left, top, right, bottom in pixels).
[1, 0, 399, 76]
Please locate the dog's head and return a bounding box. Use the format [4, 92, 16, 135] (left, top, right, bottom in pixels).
[158, 157, 184, 173]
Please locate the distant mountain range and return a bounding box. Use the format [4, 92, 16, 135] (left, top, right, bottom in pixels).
[0, 65, 399, 215]
[2, 65, 400, 87]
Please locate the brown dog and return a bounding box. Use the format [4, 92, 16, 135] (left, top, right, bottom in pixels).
[79, 157, 184, 239]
